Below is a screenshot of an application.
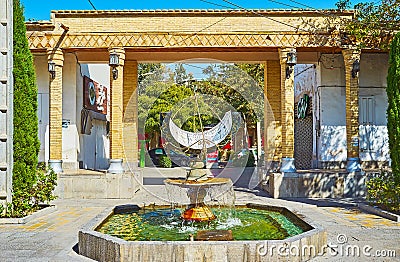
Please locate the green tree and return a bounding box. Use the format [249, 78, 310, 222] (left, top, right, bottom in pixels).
[138, 63, 162, 84]
[8, 0, 57, 217]
[138, 63, 265, 148]
[338, 0, 400, 49]
[137, 63, 194, 146]
[202, 63, 264, 127]
[386, 32, 400, 180]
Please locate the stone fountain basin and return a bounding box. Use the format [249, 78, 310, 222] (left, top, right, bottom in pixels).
[78, 203, 326, 262]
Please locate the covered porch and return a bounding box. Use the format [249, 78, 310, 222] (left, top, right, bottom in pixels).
[26, 9, 389, 198]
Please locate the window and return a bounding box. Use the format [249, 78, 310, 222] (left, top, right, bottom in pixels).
[359, 96, 374, 125]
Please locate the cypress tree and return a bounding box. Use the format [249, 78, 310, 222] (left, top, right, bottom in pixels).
[12, 0, 40, 215]
[387, 32, 400, 181]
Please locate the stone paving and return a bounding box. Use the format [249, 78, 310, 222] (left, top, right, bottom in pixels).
[0, 183, 399, 261]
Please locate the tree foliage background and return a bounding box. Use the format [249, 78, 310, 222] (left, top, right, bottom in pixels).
[337, 0, 400, 49]
[137, 63, 264, 148]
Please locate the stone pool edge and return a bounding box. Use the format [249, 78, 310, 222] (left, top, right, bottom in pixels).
[78, 203, 326, 262]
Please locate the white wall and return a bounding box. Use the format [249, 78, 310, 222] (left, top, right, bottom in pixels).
[358, 53, 389, 161]
[62, 54, 79, 168]
[318, 53, 389, 162]
[78, 64, 110, 170]
[360, 53, 388, 87]
[319, 86, 347, 161]
[34, 55, 49, 162]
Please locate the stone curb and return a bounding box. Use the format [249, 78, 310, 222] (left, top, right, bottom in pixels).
[0, 205, 57, 224]
[79, 203, 327, 262]
[358, 203, 400, 222]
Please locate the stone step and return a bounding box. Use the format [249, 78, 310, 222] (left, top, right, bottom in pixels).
[0, 190, 6, 199]
[55, 170, 143, 199]
[0, 162, 7, 170]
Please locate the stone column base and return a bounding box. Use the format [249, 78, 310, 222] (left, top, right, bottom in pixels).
[108, 159, 124, 174]
[347, 157, 361, 172]
[280, 157, 296, 172]
[48, 159, 63, 173]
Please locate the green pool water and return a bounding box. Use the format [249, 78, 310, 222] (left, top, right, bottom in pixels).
[96, 207, 305, 241]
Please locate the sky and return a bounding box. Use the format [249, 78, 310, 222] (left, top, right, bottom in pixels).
[21, 0, 369, 21]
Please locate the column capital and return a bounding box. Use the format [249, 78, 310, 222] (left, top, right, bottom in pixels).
[342, 48, 361, 64]
[47, 48, 64, 67]
[108, 47, 125, 66]
[278, 47, 296, 65]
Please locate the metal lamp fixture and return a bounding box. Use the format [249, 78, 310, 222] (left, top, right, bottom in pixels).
[109, 51, 120, 80]
[285, 49, 297, 79]
[48, 60, 56, 79]
[351, 59, 360, 78]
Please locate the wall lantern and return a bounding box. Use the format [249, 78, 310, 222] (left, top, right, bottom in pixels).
[48, 60, 56, 79]
[351, 59, 360, 78]
[285, 49, 297, 79]
[109, 51, 120, 80]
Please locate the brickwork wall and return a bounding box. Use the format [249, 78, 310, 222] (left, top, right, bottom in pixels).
[279, 48, 295, 158]
[122, 60, 138, 164]
[342, 49, 360, 159]
[47, 48, 64, 160]
[264, 60, 282, 161]
[50, 11, 344, 33]
[109, 47, 125, 160]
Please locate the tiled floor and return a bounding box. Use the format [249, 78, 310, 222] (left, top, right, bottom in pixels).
[0, 187, 398, 261]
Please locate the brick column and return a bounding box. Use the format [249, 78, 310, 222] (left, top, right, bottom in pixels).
[108, 47, 125, 174]
[122, 60, 138, 168]
[342, 48, 361, 172]
[279, 48, 296, 172]
[47, 48, 64, 173]
[264, 60, 282, 170]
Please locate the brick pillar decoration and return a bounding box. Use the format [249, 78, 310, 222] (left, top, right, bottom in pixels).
[108, 47, 125, 174]
[279, 48, 296, 172]
[342, 48, 361, 172]
[1, 0, 14, 204]
[122, 60, 139, 168]
[264, 60, 282, 171]
[47, 48, 64, 173]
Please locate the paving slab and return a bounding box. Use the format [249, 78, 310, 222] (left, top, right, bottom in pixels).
[0, 186, 398, 261]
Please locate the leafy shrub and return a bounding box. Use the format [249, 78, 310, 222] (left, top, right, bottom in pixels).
[31, 164, 58, 206]
[159, 155, 173, 168]
[366, 170, 400, 213]
[3, 164, 57, 217]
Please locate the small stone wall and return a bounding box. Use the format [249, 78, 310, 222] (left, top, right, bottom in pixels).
[55, 171, 142, 199]
[78, 204, 326, 262]
[264, 171, 371, 198]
